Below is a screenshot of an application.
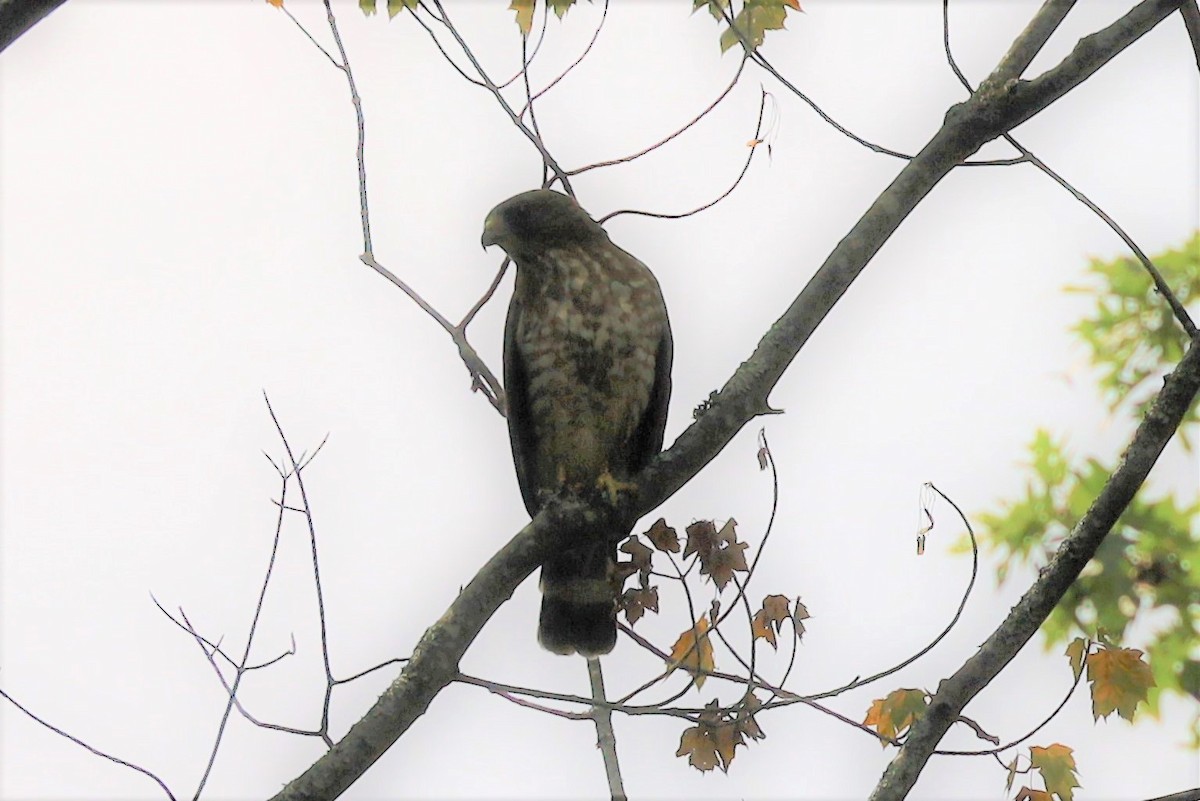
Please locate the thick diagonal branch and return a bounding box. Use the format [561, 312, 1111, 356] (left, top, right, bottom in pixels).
[869, 333, 1200, 801]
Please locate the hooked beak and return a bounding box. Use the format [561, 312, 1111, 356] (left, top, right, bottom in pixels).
[481, 212, 503, 251]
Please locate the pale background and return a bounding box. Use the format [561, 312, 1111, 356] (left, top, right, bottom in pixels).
[1, 1, 1197, 799]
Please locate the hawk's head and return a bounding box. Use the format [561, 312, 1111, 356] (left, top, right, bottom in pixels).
[481, 189, 607, 262]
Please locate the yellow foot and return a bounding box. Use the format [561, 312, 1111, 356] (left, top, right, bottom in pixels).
[596, 470, 637, 505]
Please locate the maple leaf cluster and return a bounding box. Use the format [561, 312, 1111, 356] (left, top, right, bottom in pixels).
[610, 514, 807, 774]
[675, 695, 766, 773]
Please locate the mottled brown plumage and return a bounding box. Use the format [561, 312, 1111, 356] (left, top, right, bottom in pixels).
[482, 189, 672, 656]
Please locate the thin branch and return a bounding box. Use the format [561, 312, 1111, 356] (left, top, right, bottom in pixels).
[1009, 140, 1196, 337]
[429, 0, 574, 194]
[519, 0, 610, 118]
[179, 608, 322, 741]
[322, 0, 372, 255]
[0, 688, 177, 800]
[334, 658, 409, 686]
[1182, 1, 1200, 70]
[600, 88, 768, 224]
[934, 643, 1086, 755]
[264, 395, 338, 741]
[457, 258, 509, 331]
[873, 330, 1200, 798]
[410, 4, 484, 87]
[279, 4, 339, 68]
[587, 658, 627, 801]
[943, 0, 1197, 339]
[569, 55, 749, 176]
[193, 392, 301, 796]
[498, 1, 550, 90]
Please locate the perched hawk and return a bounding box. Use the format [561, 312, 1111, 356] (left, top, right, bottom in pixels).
[481, 190, 673, 657]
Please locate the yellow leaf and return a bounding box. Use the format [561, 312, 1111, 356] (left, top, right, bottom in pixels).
[509, 0, 534, 36]
[1065, 638, 1087, 682]
[668, 616, 715, 688]
[863, 688, 928, 746]
[1029, 743, 1081, 801]
[1086, 645, 1154, 721]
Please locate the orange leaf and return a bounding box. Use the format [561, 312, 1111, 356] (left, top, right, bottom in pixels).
[265, 0, 284, 7]
[751, 594, 791, 649]
[668, 616, 715, 688]
[863, 688, 928, 746]
[1086, 645, 1154, 721]
[751, 608, 776, 648]
[1015, 790, 1054, 801]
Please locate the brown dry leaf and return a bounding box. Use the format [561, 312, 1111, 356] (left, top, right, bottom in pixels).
[1015, 790, 1054, 801]
[736, 693, 766, 741]
[619, 536, 653, 578]
[645, 518, 681, 553]
[675, 699, 752, 773]
[702, 539, 749, 590]
[751, 608, 776, 648]
[667, 616, 716, 688]
[676, 725, 720, 772]
[752, 594, 791, 649]
[620, 586, 659, 625]
[684, 520, 718, 560]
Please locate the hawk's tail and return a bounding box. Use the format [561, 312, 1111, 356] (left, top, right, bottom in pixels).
[538, 546, 617, 657]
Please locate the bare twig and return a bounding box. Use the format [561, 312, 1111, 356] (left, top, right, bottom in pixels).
[569, 54, 750, 176]
[0, 688, 177, 800]
[587, 658, 627, 801]
[190, 392, 316, 793]
[600, 88, 769, 224]
[429, 0, 574, 194]
[934, 642, 1087, 756]
[322, 0, 372, 255]
[942, 0, 1198, 339]
[519, 0, 610, 118]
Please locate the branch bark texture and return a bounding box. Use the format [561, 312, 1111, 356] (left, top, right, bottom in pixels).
[272, 0, 1186, 797]
[0, 0, 66, 52]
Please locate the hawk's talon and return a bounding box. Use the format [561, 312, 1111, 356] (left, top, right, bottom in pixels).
[596, 470, 637, 505]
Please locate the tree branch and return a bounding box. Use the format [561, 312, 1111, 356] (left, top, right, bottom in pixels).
[869, 333, 1200, 800]
[1181, 1, 1200, 70]
[270, 1, 1186, 797]
[0, 0, 66, 53]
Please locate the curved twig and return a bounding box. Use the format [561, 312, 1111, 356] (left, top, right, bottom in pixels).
[942, 0, 1197, 338]
[569, 53, 749, 176]
[0, 688, 177, 800]
[600, 87, 768, 223]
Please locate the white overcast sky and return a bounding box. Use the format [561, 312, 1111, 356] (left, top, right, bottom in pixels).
[1, 1, 1197, 799]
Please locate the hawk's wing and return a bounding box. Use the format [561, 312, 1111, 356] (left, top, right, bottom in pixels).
[503, 290, 541, 517]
